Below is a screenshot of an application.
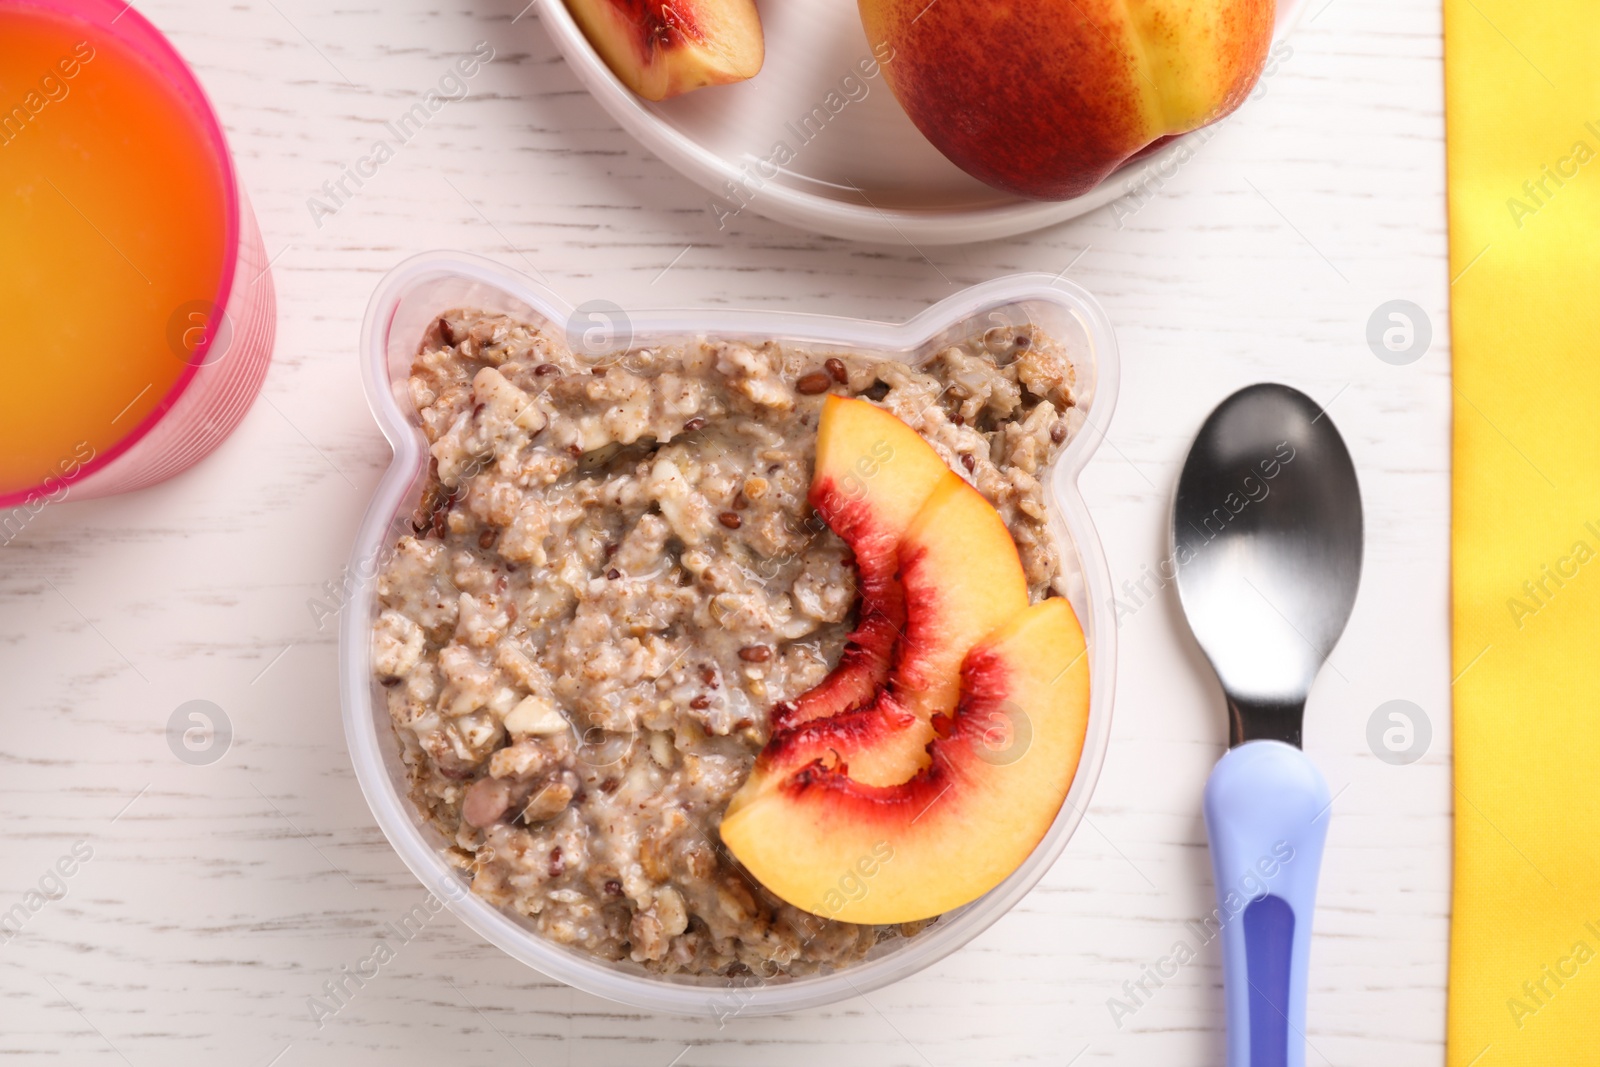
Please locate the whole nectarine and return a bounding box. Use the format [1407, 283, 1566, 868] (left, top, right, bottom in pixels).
[858, 0, 1275, 199]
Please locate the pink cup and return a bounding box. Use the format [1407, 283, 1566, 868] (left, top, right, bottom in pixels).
[0, 0, 275, 512]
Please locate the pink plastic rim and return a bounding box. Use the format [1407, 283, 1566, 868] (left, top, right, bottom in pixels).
[0, 0, 241, 509]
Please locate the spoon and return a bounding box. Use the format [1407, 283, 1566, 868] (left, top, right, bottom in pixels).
[1171, 383, 1362, 1067]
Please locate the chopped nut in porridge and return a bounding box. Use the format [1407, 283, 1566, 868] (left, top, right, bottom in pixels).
[374, 308, 1078, 976]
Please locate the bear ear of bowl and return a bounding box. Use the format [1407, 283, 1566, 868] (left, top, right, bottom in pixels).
[344, 253, 1121, 1015]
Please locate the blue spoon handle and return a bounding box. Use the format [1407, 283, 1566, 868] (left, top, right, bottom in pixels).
[1202, 740, 1330, 1067]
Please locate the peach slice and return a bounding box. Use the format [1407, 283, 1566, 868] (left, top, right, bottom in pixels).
[564, 0, 764, 102]
[765, 470, 1031, 785]
[772, 396, 953, 734]
[891, 471, 1031, 719]
[721, 598, 1091, 924]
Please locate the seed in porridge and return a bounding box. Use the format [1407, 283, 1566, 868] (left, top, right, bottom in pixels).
[689, 695, 711, 710]
[825, 357, 848, 383]
[607, 568, 621, 580]
[863, 379, 890, 401]
[738, 645, 771, 663]
[718, 511, 742, 530]
[478, 529, 496, 549]
[603, 542, 617, 558]
[952, 413, 965, 426]
[566, 444, 583, 458]
[430, 492, 454, 539]
[1050, 422, 1068, 444]
[604, 879, 623, 897]
[506, 601, 518, 624]
[1015, 334, 1030, 348]
[534, 362, 560, 376]
[796, 371, 832, 395]
[682, 416, 706, 432]
[699, 664, 718, 687]
[961, 453, 976, 472]
[600, 777, 620, 794]
[379, 675, 401, 688]
[591, 367, 607, 376]
[549, 848, 565, 878]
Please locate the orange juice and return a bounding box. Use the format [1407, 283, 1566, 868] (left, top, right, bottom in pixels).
[0, 2, 232, 499]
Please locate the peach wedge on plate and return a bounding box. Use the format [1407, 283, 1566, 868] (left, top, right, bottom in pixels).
[721, 396, 1092, 924]
[564, 0, 764, 101]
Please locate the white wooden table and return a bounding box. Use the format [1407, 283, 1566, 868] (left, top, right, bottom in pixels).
[0, 0, 1451, 1062]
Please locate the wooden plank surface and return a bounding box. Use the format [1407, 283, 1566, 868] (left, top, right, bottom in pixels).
[0, 0, 1450, 1062]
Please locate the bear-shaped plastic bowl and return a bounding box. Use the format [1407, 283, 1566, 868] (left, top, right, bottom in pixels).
[340, 251, 1119, 1016]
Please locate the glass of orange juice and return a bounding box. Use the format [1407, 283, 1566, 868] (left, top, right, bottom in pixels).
[0, 0, 276, 524]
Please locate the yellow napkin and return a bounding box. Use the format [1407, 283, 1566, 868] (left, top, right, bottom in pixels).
[1447, 2, 1600, 1062]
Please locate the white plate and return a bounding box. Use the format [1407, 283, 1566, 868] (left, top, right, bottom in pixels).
[535, 0, 1305, 245]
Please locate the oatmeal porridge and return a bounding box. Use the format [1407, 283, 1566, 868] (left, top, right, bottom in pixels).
[371, 308, 1079, 976]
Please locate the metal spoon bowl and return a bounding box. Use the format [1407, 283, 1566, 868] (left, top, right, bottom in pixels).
[1173, 384, 1362, 742]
